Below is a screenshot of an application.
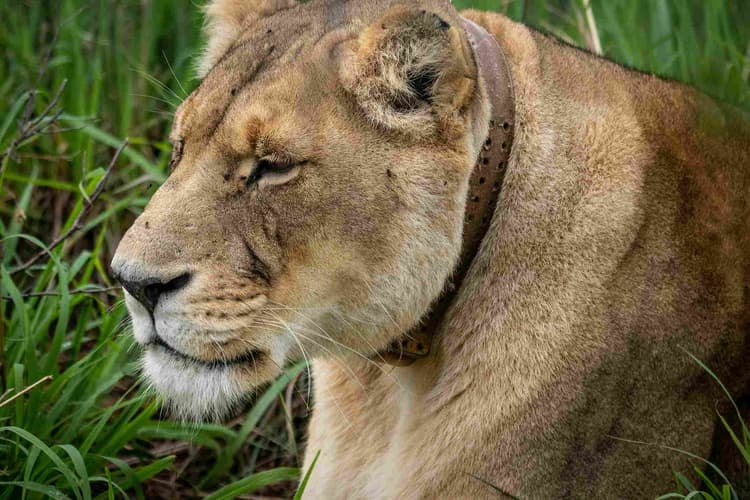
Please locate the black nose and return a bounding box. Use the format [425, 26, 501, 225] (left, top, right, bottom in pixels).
[117, 273, 191, 313]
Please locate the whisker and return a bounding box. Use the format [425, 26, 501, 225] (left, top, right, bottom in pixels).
[331, 309, 393, 367]
[129, 92, 180, 108]
[264, 310, 318, 402]
[363, 282, 415, 341]
[244, 311, 315, 402]
[260, 327, 355, 432]
[107, 297, 126, 314]
[255, 348, 315, 419]
[265, 309, 375, 399]
[267, 301, 401, 384]
[131, 67, 184, 105]
[162, 51, 189, 98]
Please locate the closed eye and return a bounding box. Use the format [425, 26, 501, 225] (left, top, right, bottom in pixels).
[247, 157, 304, 186]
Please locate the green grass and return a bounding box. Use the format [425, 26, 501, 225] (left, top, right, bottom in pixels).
[0, 0, 748, 498]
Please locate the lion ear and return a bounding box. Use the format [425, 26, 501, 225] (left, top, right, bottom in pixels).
[197, 0, 297, 77]
[339, 5, 476, 136]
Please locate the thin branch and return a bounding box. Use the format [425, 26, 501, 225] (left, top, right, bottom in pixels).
[32, 79, 67, 127]
[9, 140, 128, 275]
[0, 79, 68, 170]
[1, 286, 121, 301]
[0, 375, 53, 409]
[0, 25, 61, 179]
[37, 124, 85, 136]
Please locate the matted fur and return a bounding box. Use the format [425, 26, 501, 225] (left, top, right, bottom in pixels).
[112, 0, 750, 497]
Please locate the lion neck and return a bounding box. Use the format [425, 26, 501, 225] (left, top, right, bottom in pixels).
[375, 16, 516, 367]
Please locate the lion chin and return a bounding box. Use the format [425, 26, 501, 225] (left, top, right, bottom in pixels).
[140, 348, 244, 422]
[140, 346, 282, 422]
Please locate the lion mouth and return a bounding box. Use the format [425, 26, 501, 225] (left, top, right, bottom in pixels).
[149, 335, 263, 369]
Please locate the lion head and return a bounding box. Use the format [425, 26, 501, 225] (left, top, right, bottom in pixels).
[111, 0, 489, 420]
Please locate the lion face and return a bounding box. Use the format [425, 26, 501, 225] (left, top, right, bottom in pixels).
[111, 0, 485, 420]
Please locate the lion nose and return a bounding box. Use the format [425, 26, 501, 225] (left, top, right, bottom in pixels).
[115, 272, 191, 313]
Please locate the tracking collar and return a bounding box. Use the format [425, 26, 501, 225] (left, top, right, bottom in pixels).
[378, 17, 516, 366]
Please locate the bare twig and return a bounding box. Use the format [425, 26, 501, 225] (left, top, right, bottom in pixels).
[0, 79, 68, 171]
[38, 124, 86, 135]
[1, 285, 121, 301]
[0, 388, 12, 402]
[9, 140, 128, 275]
[16, 153, 75, 161]
[0, 375, 53, 409]
[0, 25, 61, 180]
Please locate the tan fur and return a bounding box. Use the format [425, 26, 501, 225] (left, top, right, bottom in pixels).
[112, 1, 750, 497]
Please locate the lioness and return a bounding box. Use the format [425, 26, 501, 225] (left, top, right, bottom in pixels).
[111, 0, 750, 497]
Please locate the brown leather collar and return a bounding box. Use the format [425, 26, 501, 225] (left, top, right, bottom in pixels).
[378, 17, 516, 366]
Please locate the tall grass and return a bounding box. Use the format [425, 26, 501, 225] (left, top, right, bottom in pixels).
[655, 354, 750, 500]
[0, 0, 748, 498]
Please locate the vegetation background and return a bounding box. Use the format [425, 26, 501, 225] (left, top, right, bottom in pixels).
[1, 0, 748, 498]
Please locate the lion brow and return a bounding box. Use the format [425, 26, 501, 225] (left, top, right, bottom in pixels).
[202, 44, 276, 142]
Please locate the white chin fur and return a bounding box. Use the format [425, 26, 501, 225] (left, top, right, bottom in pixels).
[141, 348, 248, 422]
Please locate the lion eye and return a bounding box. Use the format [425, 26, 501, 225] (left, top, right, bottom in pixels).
[168, 139, 184, 172]
[247, 158, 300, 186]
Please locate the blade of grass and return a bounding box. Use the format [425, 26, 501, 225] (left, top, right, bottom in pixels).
[201, 361, 306, 486]
[0, 426, 84, 500]
[294, 449, 320, 500]
[203, 467, 300, 500]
